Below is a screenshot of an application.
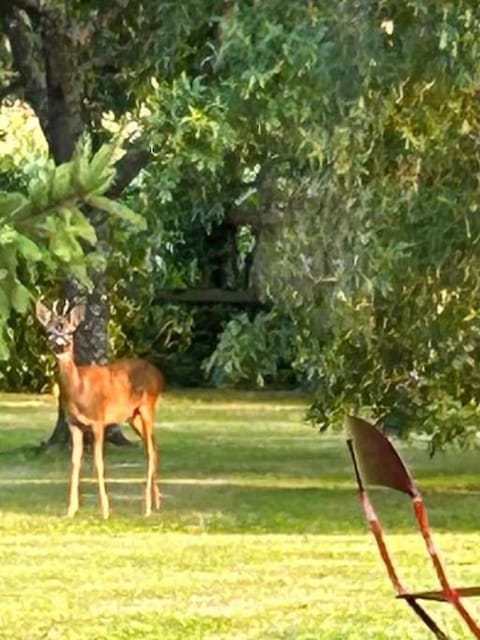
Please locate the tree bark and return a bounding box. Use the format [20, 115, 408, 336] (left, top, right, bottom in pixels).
[47, 211, 134, 447]
[154, 288, 262, 306]
[3, 2, 147, 447]
[48, 143, 152, 446]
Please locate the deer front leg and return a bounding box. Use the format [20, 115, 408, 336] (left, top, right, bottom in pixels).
[67, 425, 84, 517]
[92, 426, 110, 519]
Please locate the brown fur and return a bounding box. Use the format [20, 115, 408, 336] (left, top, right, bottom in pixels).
[36, 300, 164, 519]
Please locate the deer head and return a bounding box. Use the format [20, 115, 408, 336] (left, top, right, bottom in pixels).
[36, 300, 86, 355]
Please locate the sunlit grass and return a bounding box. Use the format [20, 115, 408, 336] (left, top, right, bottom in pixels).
[1, 390, 480, 639]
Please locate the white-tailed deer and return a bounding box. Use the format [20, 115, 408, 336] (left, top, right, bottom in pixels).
[36, 299, 164, 519]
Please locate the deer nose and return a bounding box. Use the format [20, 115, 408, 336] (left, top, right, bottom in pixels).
[48, 333, 68, 347]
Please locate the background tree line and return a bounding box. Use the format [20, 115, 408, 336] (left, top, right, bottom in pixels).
[1, 0, 480, 449]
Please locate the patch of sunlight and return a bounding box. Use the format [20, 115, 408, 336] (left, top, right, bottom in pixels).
[161, 389, 311, 404]
[0, 475, 350, 489]
[0, 392, 55, 403]
[163, 402, 309, 411]
[110, 462, 143, 469]
[0, 399, 54, 408]
[160, 476, 345, 489]
[160, 420, 309, 430]
[110, 493, 143, 501]
[0, 478, 67, 485]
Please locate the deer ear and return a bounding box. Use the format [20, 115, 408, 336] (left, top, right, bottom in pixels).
[35, 301, 53, 327]
[68, 304, 86, 330]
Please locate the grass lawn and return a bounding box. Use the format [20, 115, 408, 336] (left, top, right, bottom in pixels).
[1, 390, 480, 639]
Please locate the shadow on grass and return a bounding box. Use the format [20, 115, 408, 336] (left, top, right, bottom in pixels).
[1, 401, 480, 537]
[1, 474, 480, 535]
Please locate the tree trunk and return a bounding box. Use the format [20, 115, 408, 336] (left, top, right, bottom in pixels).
[47, 211, 134, 447]
[4, 2, 149, 448]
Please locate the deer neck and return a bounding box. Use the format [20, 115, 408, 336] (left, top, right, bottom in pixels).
[55, 350, 82, 397]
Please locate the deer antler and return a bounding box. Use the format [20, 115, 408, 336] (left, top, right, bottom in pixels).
[52, 299, 70, 317]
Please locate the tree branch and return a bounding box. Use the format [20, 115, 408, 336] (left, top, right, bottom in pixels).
[81, 0, 131, 47]
[0, 79, 24, 100]
[39, 5, 84, 162]
[3, 6, 48, 132]
[108, 146, 152, 197]
[1, 0, 42, 23]
[155, 288, 263, 306]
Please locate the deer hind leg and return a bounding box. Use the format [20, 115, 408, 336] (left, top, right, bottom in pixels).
[147, 406, 161, 511]
[92, 425, 110, 519]
[150, 429, 161, 511]
[133, 407, 160, 516]
[67, 424, 84, 517]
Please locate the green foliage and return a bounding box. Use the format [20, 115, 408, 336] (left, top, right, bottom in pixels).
[1, 313, 56, 392]
[112, 2, 373, 392]
[0, 135, 143, 362]
[205, 311, 295, 388]
[261, 2, 480, 447]
[110, 297, 195, 361]
[4, 0, 480, 448]
[127, 0, 480, 445]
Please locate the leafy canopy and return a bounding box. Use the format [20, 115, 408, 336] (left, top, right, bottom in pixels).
[0, 131, 144, 359]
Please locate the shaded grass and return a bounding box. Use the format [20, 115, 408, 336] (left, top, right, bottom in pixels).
[0, 390, 480, 639]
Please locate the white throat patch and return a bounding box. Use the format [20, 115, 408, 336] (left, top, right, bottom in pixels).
[56, 351, 72, 361]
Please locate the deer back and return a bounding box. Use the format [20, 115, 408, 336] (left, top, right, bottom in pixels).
[60, 357, 164, 427]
